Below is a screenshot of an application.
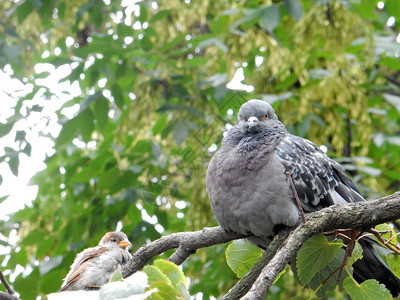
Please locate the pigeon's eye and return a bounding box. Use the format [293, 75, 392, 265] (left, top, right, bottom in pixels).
[264, 114, 269, 120]
[241, 117, 245, 121]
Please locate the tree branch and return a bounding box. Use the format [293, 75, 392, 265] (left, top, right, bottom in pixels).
[122, 226, 246, 278]
[242, 192, 400, 299]
[0, 269, 20, 300]
[0, 269, 14, 295]
[221, 229, 291, 300]
[120, 192, 400, 299]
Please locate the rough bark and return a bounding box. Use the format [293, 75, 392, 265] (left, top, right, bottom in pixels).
[119, 192, 400, 299]
[242, 192, 400, 299]
[122, 226, 246, 277]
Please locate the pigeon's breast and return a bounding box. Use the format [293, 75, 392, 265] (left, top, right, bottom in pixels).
[206, 149, 299, 239]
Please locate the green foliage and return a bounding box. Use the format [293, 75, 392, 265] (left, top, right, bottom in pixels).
[296, 234, 344, 285]
[110, 269, 124, 282]
[144, 259, 190, 300]
[0, 0, 399, 298]
[225, 240, 263, 278]
[387, 254, 400, 279]
[343, 278, 392, 300]
[374, 223, 398, 248]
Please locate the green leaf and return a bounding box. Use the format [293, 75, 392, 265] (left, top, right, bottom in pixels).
[9, 155, 20, 176]
[55, 116, 80, 148]
[37, 236, 56, 257]
[380, 57, 400, 70]
[138, 3, 147, 23]
[141, 35, 153, 51]
[348, 242, 363, 266]
[152, 114, 168, 136]
[226, 240, 263, 278]
[112, 84, 125, 110]
[79, 92, 102, 113]
[80, 108, 94, 142]
[143, 265, 172, 286]
[284, 0, 303, 21]
[153, 259, 187, 290]
[94, 96, 109, 132]
[13, 268, 39, 299]
[273, 268, 286, 284]
[296, 234, 344, 285]
[386, 0, 400, 22]
[20, 230, 46, 246]
[186, 57, 209, 66]
[39, 269, 65, 294]
[343, 278, 392, 300]
[147, 281, 177, 300]
[374, 224, 398, 247]
[151, 9, 173, 22]
[0, 194, 8, 203]
[275, 73, 298, 90]
[158, 34, 186, 52]
[0, 122, 14, 138]
[260, 5, 281, 32]
[16, 0, 33, 23]
[296, 248, 348, 297]
[387, 254, 400, 279]
[15, 130, 26, 141]
[173, 121, 189, 146]
[21, 142, 32, 156]
[109, 269, 124, 282]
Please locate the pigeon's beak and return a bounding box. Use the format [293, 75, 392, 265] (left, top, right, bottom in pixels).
[118, 239, 131, 249]
[247, 117, 258, 129]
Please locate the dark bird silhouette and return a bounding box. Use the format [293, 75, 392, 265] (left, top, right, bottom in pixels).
[206, 99, 400, 296]
[60, 231, 132, 291]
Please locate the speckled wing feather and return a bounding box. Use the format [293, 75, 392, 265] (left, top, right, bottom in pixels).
[275, 135, 364, 212]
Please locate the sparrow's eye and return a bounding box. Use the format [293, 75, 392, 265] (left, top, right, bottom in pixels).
[264, 114, 269, 120]
[111, 238, 117, 242]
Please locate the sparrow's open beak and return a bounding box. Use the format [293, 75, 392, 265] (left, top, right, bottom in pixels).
[118, 239, 131, 248]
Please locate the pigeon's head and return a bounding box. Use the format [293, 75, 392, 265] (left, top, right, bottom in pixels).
[237, 100, 279, 133]
[99, 231, 131, 250]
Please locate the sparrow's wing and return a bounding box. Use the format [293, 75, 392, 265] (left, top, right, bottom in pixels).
[60, 246, 108, 291]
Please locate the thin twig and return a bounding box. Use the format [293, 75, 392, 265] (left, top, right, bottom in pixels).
[0, 269, 14, 295]
[369, 228, 400, 255]
[286, 172, 306, 224]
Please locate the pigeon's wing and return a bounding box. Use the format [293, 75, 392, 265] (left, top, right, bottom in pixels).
[60, 246, 108, 291]
[275, 135, 364, 212]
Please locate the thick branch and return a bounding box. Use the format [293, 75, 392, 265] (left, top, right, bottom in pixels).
[221, 229, 291, 300]
[242, 192, 400, 299]
[120, 192, 400, 299]
[122, 226, 246, 277]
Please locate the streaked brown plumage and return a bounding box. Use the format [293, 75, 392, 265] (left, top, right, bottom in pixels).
[60, 231, 132, 291]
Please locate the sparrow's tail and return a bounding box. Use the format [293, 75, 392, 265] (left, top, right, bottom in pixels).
[353, 238, 400, 297]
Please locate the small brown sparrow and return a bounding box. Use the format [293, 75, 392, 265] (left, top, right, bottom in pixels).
[60, 231, 132, 291]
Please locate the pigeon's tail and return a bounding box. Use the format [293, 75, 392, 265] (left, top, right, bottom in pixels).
[353, 238, 400, 297]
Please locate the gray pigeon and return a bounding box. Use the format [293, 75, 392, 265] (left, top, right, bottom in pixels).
[206, 99, 400, 296]
[60, 231, 132, 291]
